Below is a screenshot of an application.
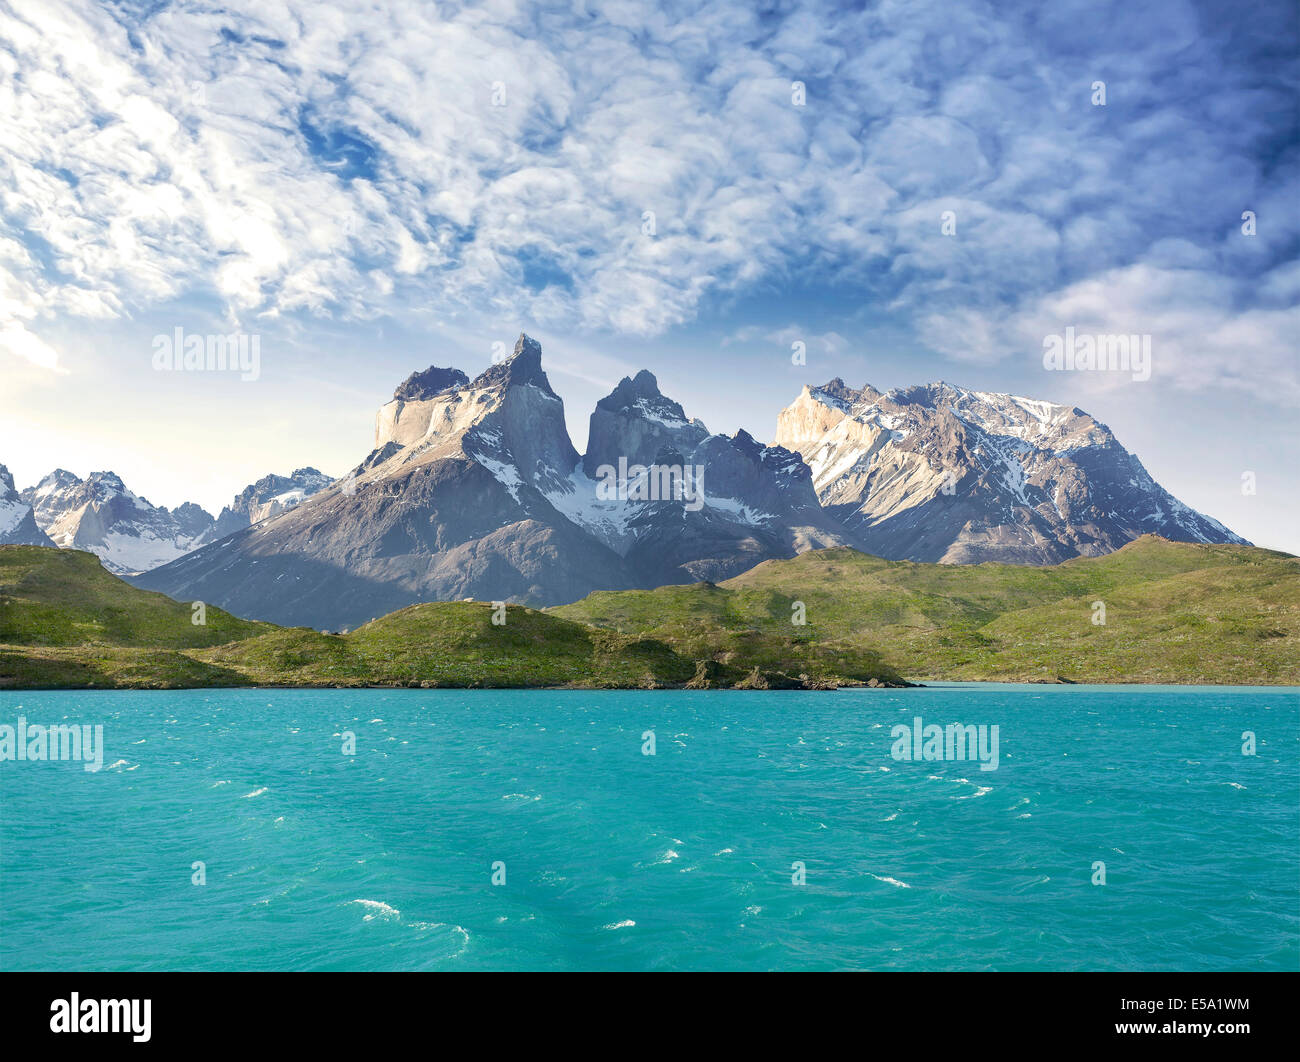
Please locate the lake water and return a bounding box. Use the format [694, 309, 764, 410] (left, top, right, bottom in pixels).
[1, 685, 1296, 970]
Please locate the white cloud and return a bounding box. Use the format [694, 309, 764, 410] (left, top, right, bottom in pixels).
[0, 320, 62, 371]
[0, 0, 1293, 403]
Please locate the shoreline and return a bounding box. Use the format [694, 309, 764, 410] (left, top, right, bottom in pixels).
[4, 678, 1298, 692]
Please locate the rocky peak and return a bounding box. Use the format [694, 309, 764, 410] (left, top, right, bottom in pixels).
[171, 501, 216, 538]
[809, 377, 873, 410]
[468, 333, 554, 394]
[597, 370, 687, 420]
[583, 369, 710, 476]
[0, 463, 55, 547]
[393, 366, 469, 402]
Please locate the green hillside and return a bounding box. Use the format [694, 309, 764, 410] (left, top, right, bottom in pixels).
[552, 537, 1300, 685]
[1, 537, 1296, 688]
[0, 545, 884, 689]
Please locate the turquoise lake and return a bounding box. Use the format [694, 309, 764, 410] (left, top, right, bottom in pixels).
[1, 685, 1296, 970]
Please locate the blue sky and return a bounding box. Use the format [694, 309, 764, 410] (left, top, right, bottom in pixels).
[1, 0, 1297, 552]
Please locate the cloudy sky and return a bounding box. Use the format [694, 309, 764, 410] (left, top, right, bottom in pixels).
[2, 0, 1297, 551]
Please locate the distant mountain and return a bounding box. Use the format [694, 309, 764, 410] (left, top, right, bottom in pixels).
[0, 465, 55, 547]
[197, 467, 333, 544]
[19, 469, 214, 574]
[774, 379, 1247, 564]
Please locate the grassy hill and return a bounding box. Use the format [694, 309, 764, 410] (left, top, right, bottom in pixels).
[552, 536, 1300, 685]
[0, 545, 877, 689]
[1, 537, 1296, 688]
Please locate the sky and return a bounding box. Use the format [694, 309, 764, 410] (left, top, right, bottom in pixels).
[1, 0, 1297, 552]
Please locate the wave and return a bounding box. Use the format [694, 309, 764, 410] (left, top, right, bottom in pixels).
[348, 898, 400, 921]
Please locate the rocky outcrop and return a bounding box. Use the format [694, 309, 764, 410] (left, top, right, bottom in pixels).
[582, 369, 709, 475]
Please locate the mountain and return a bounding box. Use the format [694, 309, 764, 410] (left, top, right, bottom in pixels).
[133, 337, 1247, 629]
[0, 465, 55, 546]
[198, 467, 333, 544]
[136, 335, 857, 628]
[19, 469, 215, 574]
[552, 367, 857, 587]
[773, 379, 1247, 564]
[135, 336, 638, 627]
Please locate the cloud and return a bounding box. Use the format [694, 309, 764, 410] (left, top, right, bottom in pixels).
[0, 0, 1294, 403]
[918, 261, 1300, 404]
[0, 321, 62, 371]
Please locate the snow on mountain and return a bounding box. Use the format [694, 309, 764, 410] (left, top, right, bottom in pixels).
[774, 379, 1247, 564]
[19, 469, 215, 573]
[197, 467, 334, 544]
[0, 464, 56, 546]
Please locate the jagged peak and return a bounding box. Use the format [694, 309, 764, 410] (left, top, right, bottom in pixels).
[468, 333, 554, 393]
[35, 468, 80, 488]
[806, 377, 875, 413]
[597, 368, 689, 422]
[393, 365, 470, 402]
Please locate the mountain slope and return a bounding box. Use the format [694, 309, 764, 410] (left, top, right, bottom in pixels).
[2, 545, 899, 689]
[774, 380, 1247, 564]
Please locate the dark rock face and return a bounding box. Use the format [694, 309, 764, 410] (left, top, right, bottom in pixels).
[468, 334, 553, 393]
[393, 366, 470, 401]
[583, 369, 709, 476]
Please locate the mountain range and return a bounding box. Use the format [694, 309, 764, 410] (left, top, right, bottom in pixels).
[9, 466, 331, 574]
[93, 333, 1248, 630]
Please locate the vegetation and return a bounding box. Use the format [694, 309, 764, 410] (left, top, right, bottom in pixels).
[554, 537, 1300, 685]
[1, 536, 1295, 688]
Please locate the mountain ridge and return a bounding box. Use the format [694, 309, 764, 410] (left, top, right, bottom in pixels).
[5, 333, 1245, 628]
